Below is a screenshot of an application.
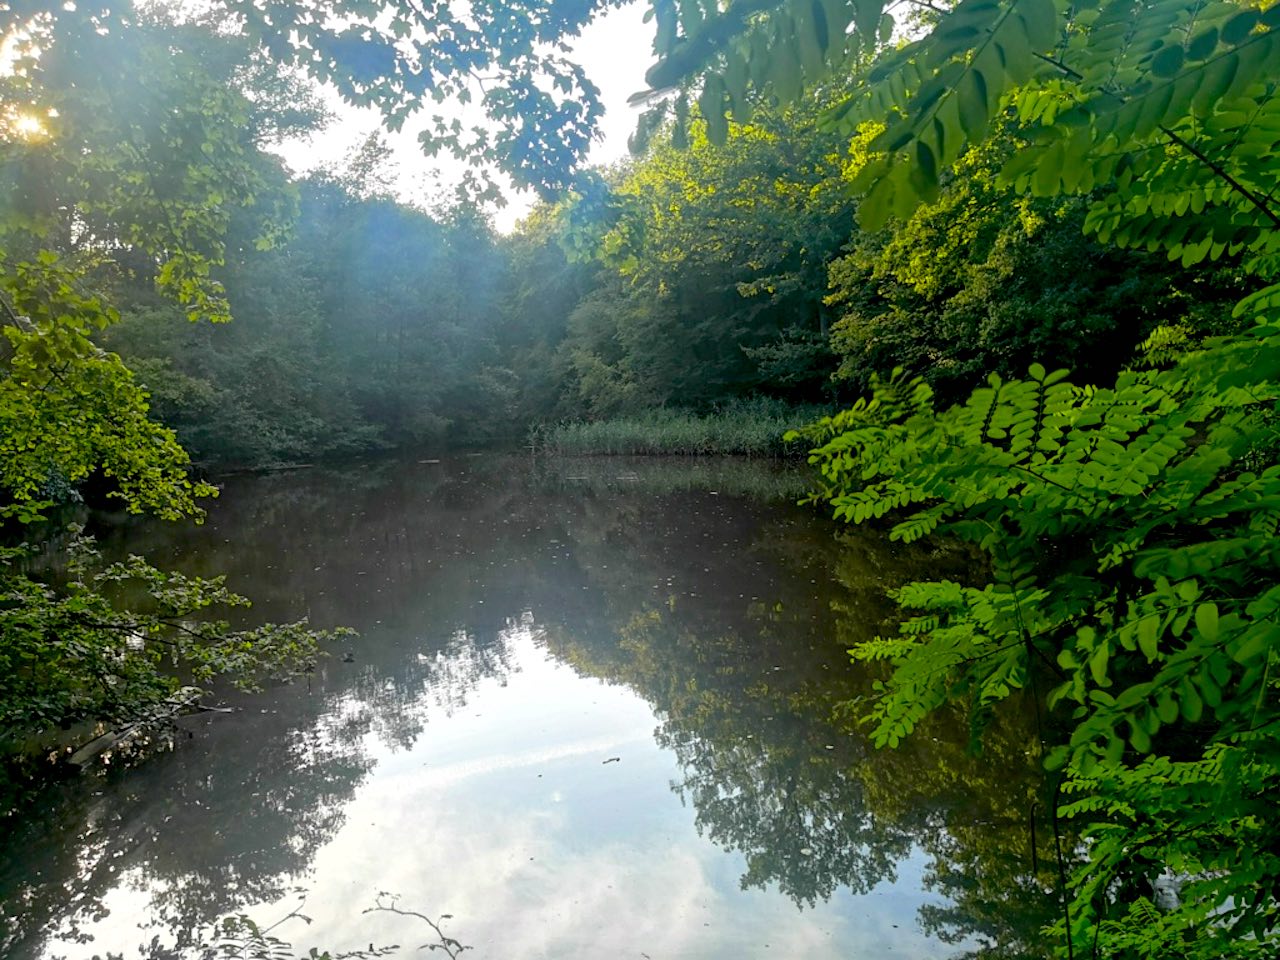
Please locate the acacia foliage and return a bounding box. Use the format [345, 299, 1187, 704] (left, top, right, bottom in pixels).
[641, 0, 1280, 277]
[772, 1, 1280, 953]
[796, 331, 1280, 954]
[826, 130, 1249, 401]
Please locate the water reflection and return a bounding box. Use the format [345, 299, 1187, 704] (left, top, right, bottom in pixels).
[1, 456, 1055, 959]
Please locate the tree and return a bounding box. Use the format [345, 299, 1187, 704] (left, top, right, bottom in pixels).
[496, 203, 603, 420]
[4, 0, 624, 201]
[2, 9, 323, 510]
[639, 0, 1280, 282]
[718, 2, 1280, 955]
[585, 101, 856, 405]
[826, 128, 1250, 401]
[0, 10, 339, 759]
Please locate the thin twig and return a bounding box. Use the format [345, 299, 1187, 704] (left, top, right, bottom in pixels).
[364, 895, 470, 958]
[0, 291, 25, 327]
[1051, 775, 1078, 960]
[1023, 31, 1280, 230]
[1158, 124, 1280, 229]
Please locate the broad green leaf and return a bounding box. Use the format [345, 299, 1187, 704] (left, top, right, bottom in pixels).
[1089, 644, 1110, 685]
[1222, 9, 1260, 45]
[1194, 602, 1219, 641]
[956, 69, 989, 139]
[1186, 25, 1220, 61]
[1151, 44, 1185, 77]
[1137, 615, 1160, 660]
[1015, 0, 1059, 52]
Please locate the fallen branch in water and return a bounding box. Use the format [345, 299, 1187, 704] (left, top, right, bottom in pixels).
[67, 685, 204, 768]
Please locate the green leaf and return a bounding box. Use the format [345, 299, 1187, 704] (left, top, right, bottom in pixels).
[1044, 744, 1069, 771]
[1186, 26, 1220, 62]
[1222, 9, 1260, 45]
[1194, 602, 1219, 642]
[1089, 644, 1110, 685]
[956, 69, 990, 139]
[858, 174, 896, 232]
[1151, 44, 1185, 77]
[1137, 616, 1159, 661]
[1193, 52, 1239, 114]
[672, 94, 690, 150]
[1179, 680, 1204, 722]
[1015, 0, 1058, 51]
[916, 139, 938, 187]
[1128, 716, 1152, 752]
[1232, 624, 1275, 664]
[879, 12, 895, 45]
[699, 77, 729, 146]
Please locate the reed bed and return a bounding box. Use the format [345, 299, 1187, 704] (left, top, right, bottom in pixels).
[533, 399, 827, 457]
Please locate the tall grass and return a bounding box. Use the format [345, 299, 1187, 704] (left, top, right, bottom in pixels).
[532, 398, 828, 457]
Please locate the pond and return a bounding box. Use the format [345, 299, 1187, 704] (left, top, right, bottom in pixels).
[0, 455, 1054, 959]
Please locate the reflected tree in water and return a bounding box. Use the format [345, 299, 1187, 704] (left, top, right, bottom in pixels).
[0, 698, 375, 957]
[546, 511, 1062, 957]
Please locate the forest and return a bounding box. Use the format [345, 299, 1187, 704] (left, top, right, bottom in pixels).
[2, 0, 1279, 958]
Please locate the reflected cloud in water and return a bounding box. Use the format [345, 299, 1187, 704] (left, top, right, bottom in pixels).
[1, 456, 1052, 959]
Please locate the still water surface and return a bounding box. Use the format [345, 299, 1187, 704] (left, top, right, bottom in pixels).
[1, 456, 1050, 959]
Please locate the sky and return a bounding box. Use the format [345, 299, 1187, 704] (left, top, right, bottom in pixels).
[272, 2, 655, 233]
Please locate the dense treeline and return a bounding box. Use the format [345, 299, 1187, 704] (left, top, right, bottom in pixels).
[7, 8, 1230, 471]
[1, 10, 346, 789]
[105, 171, 513, 465]
[96, 92, 1246, 469]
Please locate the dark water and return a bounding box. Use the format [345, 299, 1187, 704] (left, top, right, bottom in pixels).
[0, 455, 1054, 959]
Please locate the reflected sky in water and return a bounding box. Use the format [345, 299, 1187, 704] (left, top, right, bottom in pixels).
[1, 456, 1050, 960]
